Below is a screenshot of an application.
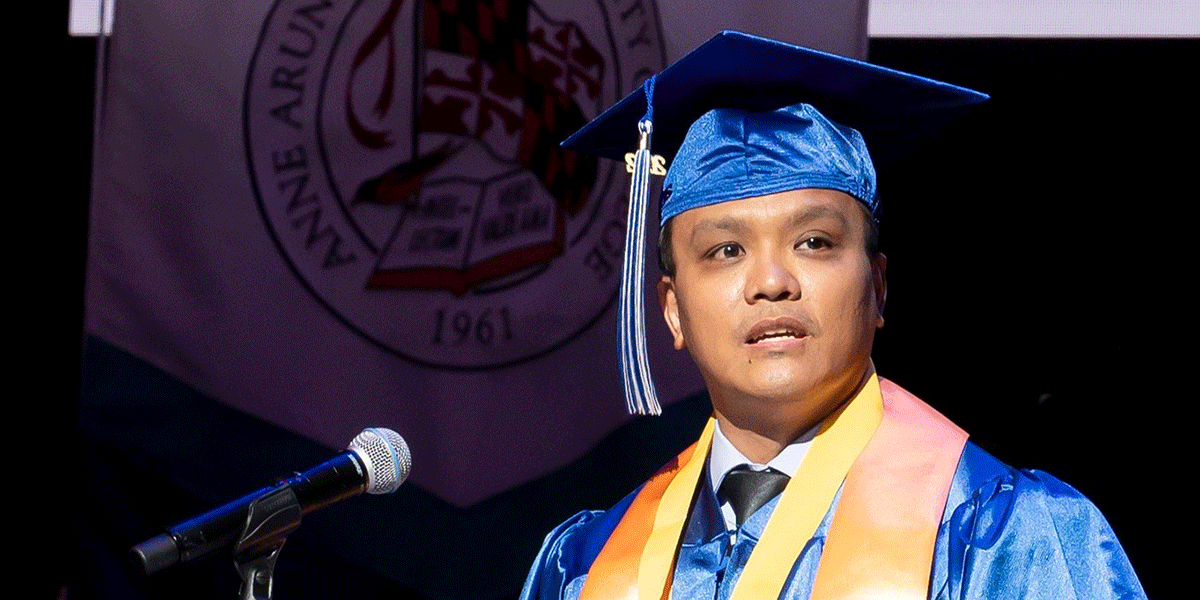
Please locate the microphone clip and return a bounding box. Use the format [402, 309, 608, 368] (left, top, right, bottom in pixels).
[232, 484, 302, 600]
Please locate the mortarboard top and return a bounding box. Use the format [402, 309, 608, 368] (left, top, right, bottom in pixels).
[563, 30, 989, 172]
[562, 31, 988, 416]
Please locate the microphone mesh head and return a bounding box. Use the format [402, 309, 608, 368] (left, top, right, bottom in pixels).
[348, 428, 411, 494]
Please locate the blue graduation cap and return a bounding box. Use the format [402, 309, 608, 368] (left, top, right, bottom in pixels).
[562, 31, 988, 415]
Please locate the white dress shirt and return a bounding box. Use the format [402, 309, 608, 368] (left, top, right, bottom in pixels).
[707, 420, 819, 530]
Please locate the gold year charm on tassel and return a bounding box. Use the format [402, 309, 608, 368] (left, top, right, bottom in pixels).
[625, 153, 667, 176]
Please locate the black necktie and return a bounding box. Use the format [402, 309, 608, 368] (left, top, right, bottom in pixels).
[717, 465, 791, 527]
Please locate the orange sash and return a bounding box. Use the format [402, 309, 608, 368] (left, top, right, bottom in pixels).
[578, 376, 967, 600]
[578, 420, 715, 600]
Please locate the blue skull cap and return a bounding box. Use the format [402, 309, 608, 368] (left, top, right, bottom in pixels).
[660, 102, 877, 226]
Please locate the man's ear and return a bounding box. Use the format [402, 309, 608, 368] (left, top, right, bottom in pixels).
[657, 275, 686, 350]
[872, 253, 888, 328]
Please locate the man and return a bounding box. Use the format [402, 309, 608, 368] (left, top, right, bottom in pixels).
[520, 32, 1144, 600]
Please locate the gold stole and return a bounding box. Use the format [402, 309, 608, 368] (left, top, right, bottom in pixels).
[577, 375, 967, 600]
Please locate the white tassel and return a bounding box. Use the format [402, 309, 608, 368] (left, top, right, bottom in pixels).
[618, 119, 661, 415]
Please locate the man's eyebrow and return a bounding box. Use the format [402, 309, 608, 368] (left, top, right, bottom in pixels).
[688, 217, 750, 244]
[686, 202, 851, 245]
[790, 204, 848, 228]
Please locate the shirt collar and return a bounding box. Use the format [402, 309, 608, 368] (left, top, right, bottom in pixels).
[708, 419, 819, 498]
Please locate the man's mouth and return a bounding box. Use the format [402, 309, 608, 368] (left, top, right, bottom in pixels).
[745, 317, 810, 345]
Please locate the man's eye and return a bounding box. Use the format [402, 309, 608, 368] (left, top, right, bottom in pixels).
[797, 237, 832, 251]
[708, 243, 744, 259]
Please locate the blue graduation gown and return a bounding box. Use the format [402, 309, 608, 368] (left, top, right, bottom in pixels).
[519, 442, 1145, 600]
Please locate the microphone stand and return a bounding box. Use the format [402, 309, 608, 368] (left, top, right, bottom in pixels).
[132, 428, 410, 599]
[231, 485, 302, 600]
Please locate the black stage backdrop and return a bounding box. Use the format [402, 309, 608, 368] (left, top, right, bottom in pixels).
[39, 14, 1188, 598]
[867, 38, 1190, 600]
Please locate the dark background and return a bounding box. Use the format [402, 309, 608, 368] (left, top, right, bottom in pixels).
[29, 3, 1190, 598]
[870, 37, 1191, 600]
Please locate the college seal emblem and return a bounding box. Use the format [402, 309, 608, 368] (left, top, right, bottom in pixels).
[245, 0, 665, 368]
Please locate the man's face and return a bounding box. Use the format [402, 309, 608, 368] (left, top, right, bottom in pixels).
[658, 188, 886, 429]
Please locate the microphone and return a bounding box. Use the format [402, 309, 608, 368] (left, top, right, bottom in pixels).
[131, 427, 411, 575]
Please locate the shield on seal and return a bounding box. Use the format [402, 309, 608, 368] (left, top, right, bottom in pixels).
[342, 0, 602, 296]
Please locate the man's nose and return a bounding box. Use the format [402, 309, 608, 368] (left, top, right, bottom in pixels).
[744, 251, 801, 303]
